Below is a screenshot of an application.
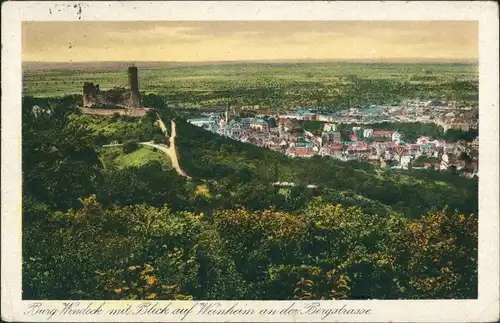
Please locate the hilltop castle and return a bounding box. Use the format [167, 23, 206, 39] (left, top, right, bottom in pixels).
[83, 66, 141, 108]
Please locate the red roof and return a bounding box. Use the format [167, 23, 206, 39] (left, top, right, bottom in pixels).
[373, 130, 394, 136]
[325, 146, 342, 153]
[292, 147, 315, 156]
[354, 142, 369, 151]
[325, 143, 343, 150]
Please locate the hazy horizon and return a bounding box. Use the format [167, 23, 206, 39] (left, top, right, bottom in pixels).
[22, 58, 478, 72]
[24, 58, 478, 64]
[23, 21, 478, 63]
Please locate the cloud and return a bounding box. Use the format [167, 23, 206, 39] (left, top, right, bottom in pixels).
[22, 21, 478, 62]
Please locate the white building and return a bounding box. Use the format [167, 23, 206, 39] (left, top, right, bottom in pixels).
[323, 123, 337, 132]
[187, 117, 216, 128]
[219, 118, 227, 129]
[440, 154, 449, 170]
[363, 129, 374, 138]
[392, 131, 402, 142]
[318, 115, 336, 122]
[400, 155, 411, 169]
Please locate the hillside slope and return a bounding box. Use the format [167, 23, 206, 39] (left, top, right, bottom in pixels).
[175, 120, 477, 218]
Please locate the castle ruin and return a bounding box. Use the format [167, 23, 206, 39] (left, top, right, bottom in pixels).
[83, 66, 141, 109]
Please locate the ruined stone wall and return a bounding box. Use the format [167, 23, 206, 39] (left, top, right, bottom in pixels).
[96, 88, 132, 107]
[83, 66, 142, 108]
[83, 83, 132, 108]
[79, 107, 151, 117]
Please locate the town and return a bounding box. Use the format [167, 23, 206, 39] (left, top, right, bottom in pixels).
[187, 100, 479, 178]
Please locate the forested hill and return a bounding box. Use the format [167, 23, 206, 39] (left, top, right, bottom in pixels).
[175, 119, 478, 219]
[22, 95, 477, 300]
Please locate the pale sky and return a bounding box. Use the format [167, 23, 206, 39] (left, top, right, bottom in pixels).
[22, 21, 478, 62]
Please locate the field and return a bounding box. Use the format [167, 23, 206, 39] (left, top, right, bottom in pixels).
[23, 61, 478, 109]
[99, 145, 171, 170]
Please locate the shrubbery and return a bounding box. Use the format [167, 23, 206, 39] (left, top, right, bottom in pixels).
[123, 139, 139, 153]
[23, 196, 477, 300]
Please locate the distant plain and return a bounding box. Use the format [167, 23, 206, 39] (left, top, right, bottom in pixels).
[23, 61, 478, 109]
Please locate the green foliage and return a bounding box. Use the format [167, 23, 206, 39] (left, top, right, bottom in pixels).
[413, 156, 440, 167]
[99, 146, 171, 170]
[95, 264, 189, 300]
[23, 196, 204, 299]
[123, 139, 139, 153]
[22, 96, 101, 210]
[96, 163, 191, 210]
[152, 133, 169, 145]
[390, 208, 478, 298]
[339, 122, 445, 142]
[23, 193, 477, 300]
[300, 120, 324, 135]
[444, 128, 478, 142]
[69, 114, 163, 145]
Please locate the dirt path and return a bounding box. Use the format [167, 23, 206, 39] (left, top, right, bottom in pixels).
[156, 112, 168, 134]
[143, 117, 191, 179]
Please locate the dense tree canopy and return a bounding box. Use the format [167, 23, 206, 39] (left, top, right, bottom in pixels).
[22, 94, 478, 300]
[23, 196, 477, 300]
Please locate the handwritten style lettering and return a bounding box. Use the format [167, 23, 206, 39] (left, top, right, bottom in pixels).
[23, 303, 58, 320]
[60, 302, 104, 315]
[302, 302, 372, 319]
[133, 302, 173, 315]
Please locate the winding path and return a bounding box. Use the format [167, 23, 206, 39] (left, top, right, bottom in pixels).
[141, 116, 191, 179]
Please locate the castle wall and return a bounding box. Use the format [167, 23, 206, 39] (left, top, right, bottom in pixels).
[79, 107, 151, 117]
[82, 66, 142, 109]
[83, 82, 99, 107]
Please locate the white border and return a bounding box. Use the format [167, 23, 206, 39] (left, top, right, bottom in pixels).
[2, 1, 499, 322]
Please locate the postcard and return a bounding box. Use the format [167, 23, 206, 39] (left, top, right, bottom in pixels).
[1, 1, 499, 322]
